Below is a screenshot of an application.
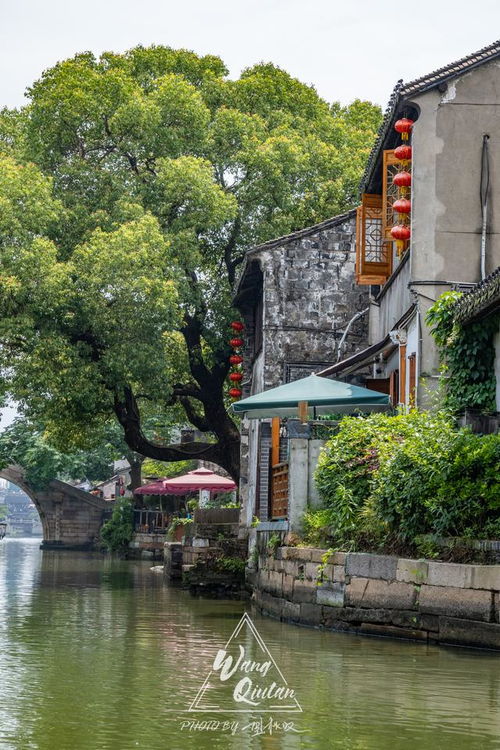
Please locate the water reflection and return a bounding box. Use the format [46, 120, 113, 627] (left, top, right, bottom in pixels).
[1, 539, 500, 749]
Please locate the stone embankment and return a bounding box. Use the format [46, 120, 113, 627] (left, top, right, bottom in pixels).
[248, 544, 500, 650]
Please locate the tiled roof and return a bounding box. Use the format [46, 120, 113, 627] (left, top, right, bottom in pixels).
[246, 209, 356, 254]
[401, 39, 500, 96]
[453, 266, 500, 324]
[361, 39, 500, 192]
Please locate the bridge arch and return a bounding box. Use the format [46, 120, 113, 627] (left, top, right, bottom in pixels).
[0, 465, 49, 540]
[0, 465, 109, 549]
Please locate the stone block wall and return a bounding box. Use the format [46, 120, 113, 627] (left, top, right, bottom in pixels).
[250, 546, 500, 650]
[236, 211, 370, 527]
[256, 212, 369, 392]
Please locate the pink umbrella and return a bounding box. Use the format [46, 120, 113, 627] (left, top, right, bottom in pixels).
[161, 468, 236, 494]
[134, 468, 236, 496]
[134, 479, 171, 495]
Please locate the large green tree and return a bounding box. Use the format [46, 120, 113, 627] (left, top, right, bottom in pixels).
[0, 47, 381, 480]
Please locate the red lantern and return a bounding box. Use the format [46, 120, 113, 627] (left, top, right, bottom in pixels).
[229, 337, 244, 348]
[230, 321, 244, 332]
[229, 354, 243, 365]
[391, 224, 411, 255]
[391, 225, 411, 241]
[394, 144, 412, 162]
[229, 387, 242, 399]
[394, 118, 414, 140]
[229, 372, 243, 382]
[393, 171, 412, 188]
[392, 198, 411, 214]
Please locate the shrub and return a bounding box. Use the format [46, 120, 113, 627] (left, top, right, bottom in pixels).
[302, 507, 337, 547]
[166, 517, 193, 540]
[374, 427, 500, 540]
[100, 498, 134, 553]
[314, 410, 442, 543]
[314, 409, 500, 547]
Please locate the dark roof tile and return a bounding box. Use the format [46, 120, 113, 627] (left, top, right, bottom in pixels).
[361, 39, 500, 192]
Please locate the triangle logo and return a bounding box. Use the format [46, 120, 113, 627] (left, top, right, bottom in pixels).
[188, 612, 302, 713]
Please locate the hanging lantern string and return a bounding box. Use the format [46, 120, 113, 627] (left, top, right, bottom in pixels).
[228, 321, 245, 400]
[392, 117, 414, 255]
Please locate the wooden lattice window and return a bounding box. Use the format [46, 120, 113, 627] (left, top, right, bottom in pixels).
[382, 149, 410, 261]
[355, 193, 390, 285]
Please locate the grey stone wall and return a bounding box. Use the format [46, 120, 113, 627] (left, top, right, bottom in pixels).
[0, 467, 108, 549]
[236, 213, 370, 525]
[249, 544, 500, 650]
[257, 214, 369, 391]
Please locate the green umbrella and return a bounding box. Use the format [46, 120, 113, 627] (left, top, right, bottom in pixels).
[232, 374, 390, 419]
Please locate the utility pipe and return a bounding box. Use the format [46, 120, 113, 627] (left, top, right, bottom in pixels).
[480, 134, 490, 281]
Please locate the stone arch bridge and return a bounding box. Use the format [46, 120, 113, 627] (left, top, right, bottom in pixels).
[1, 465, 110, 549]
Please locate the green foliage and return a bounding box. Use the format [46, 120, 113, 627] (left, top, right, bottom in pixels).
[414, 536, 440, 560]
[205, 490, 238, 508]
[267, 532, 281, 554]
[100, 498, 134, 552]
[303, 508, 338, 547]
[426, 291, 498, 413]
[314, 411, 426, 541]
[0, 47, 381, 474]
[315, 547, 334, 583]
[215, 556, 246, 574]
[0, 503, 7, 521]
[314, 410, 500, 548]
[373, 424, 500, 541]
[141, 458, 195, 478]
[166, 516, 193, 539]
[0, 418, 121, 489]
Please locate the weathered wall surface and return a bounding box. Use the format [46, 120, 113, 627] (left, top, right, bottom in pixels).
[375, 257, 412, 343]
[407, 60, 500, 381]
[0, 467, 108, 549]
[249, 542, 500, 650]
[237, 213, 370, 524]
[258, 214, 370, 391]
[36, 481, 108, 549]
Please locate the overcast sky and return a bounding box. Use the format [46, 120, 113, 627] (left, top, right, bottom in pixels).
[2, 0, 500, 110]
[0, 2, 499, 428]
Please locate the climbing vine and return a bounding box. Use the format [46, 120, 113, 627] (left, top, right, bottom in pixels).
[426, 291, 498, 413]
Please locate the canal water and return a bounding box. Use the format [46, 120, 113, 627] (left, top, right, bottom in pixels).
[1, 539, 500, 750]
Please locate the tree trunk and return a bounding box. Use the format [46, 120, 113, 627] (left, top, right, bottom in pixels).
[114, 386, 241, 481]
[127, 453, 144, 491]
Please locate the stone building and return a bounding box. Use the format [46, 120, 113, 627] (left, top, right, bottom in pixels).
[318, 41, 500, 407]
[233, 210, 370, 527]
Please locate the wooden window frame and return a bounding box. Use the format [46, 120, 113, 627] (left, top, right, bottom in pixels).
[355, 193, 391, 285]
[389, 370, 399, 407]
[382, 149, 410, 263]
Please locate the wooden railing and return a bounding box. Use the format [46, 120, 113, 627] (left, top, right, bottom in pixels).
[270, 462, 289, 519]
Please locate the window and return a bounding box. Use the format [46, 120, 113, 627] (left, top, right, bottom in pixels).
[355, 193, 391, 285]
[382, 149, 410, 261]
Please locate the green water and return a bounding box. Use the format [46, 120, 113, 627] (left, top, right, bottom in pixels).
[1, 539, 500, 750]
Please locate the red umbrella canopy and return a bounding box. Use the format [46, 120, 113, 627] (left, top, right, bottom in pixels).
[135, 468, 237, 496]
[134, 479, 170, 495]
[162, 468, 236, 494]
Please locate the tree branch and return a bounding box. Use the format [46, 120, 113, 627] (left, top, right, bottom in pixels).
[179, 396, 211, 432]
[114, 385, 221, 463]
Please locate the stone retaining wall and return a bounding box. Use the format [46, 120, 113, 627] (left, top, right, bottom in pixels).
[248, 545, 500, 650]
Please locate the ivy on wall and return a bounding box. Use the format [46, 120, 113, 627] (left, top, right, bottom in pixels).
[426, 291, 499, 413]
